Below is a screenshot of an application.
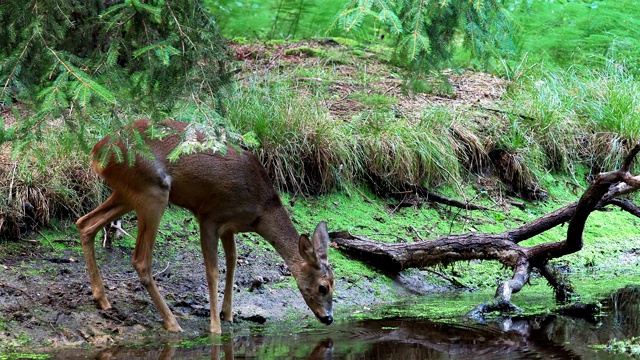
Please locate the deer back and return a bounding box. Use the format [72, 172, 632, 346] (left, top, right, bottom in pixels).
[92, 119, 283, 229]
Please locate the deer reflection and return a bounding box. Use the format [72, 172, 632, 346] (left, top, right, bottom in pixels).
[210, 338, 234, 360]
[95, 343, 176, 360]
[307, 339, 334, 360]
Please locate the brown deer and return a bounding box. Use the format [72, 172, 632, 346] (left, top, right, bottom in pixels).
[76, 119, 335, 333]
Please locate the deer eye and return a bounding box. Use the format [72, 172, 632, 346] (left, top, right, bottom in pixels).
[318, 285, 328, 295]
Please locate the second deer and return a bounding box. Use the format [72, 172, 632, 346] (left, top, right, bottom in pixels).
[76, 119, 335, 334]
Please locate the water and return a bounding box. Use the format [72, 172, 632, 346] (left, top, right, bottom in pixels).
[35, 286, 640, 359]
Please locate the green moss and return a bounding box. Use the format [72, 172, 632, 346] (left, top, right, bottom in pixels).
[330, 37, 360, 47]
[231, 36, 250, 45]
[284, 47, 323, 57]
[265, 39, 287, 46]
[0, 354, 50, 360]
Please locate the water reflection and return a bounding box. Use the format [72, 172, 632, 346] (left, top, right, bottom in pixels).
[89, 337, 332, 360]
[47, 286, 640, 359]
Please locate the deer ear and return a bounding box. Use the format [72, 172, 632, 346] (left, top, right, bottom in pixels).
[299, 234, 318, 265]
[312, 221, 330, 264]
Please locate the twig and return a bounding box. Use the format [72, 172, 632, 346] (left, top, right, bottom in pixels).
[49, 321, 63, 338]
[473, 105, 538, 122]
[8, 162, 17, 201]
[410, 226, 425, 241]
[37, 230, 56, 250]
[111, 220, 133, 238]
[508, 200, 526, 210]
[423, 268, 468, 289]
[103, 220, 134, 248]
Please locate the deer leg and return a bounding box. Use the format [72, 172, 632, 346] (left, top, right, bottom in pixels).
[131, 189, 182, 332]
[220, 231, 236, 322]
[199, 218, 222, 334]
[77, 192, 132, 309]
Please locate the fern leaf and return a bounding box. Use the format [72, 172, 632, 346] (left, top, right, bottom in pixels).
[164, 45, 182, 56]
[156, 47, 170, 66]
[106, 42, 120, 67]
[401, 33, 431, 60]
[343, 0, 374, 32]
[155, 45, 181, 66]
[133, 43, 160, 59]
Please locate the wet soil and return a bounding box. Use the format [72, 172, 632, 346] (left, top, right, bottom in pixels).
[0, 222, 439, 352]
[15, 286, 640, 359]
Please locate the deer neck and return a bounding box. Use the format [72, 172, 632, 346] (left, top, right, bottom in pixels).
[256, 206, 305, 276]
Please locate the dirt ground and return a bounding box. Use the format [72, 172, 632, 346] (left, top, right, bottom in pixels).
[0, 224, 437, 352]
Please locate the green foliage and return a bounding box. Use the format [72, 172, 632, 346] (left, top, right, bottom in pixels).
[0, 0, 233, 152]
[330, 0, 517, 71]
[0, 128, 104, 239]
[207, 0, 347, 39]
[0, 0, 234, 239]
[509, 0, 640, 76]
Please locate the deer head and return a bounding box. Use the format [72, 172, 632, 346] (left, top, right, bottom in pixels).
[297, 221, 334, 324]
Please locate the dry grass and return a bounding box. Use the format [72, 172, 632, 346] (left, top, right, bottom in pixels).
[0, 109, 104, 239]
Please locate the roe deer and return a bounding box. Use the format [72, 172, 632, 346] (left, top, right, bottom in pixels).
[76, 119, 335, 333]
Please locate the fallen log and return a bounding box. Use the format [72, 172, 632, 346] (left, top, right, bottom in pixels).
[332, 144, 640, 317]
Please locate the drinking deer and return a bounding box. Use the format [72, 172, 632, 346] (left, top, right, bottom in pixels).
[76, 119, 335, 333]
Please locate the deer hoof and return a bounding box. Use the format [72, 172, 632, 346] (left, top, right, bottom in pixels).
[220, 311, 234, 323]
[96, 297, 111, 310]
[165, 323, 184, 333]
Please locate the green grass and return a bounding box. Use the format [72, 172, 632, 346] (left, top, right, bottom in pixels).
[508, 0, 640, 76]
[507, 61, 640, 175]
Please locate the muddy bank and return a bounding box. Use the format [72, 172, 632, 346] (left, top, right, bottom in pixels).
[0, 225, 441, 351]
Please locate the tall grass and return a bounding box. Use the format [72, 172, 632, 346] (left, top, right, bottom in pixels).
[223, 77, 463, 195]
[507, 60, 640, 176]
[223, 79, 360, 194]
[351, 108, 461, 192]
[0, 133, 103, 238]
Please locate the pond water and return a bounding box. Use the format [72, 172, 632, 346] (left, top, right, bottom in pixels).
[26, 286, 640, 359]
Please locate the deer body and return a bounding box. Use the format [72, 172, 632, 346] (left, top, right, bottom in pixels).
[76, 119, 334, 333]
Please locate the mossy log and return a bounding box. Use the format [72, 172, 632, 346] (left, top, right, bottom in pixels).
[332, 144, 640, 317]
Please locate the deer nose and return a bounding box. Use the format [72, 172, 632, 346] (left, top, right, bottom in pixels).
[320, 315, 333, 325]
